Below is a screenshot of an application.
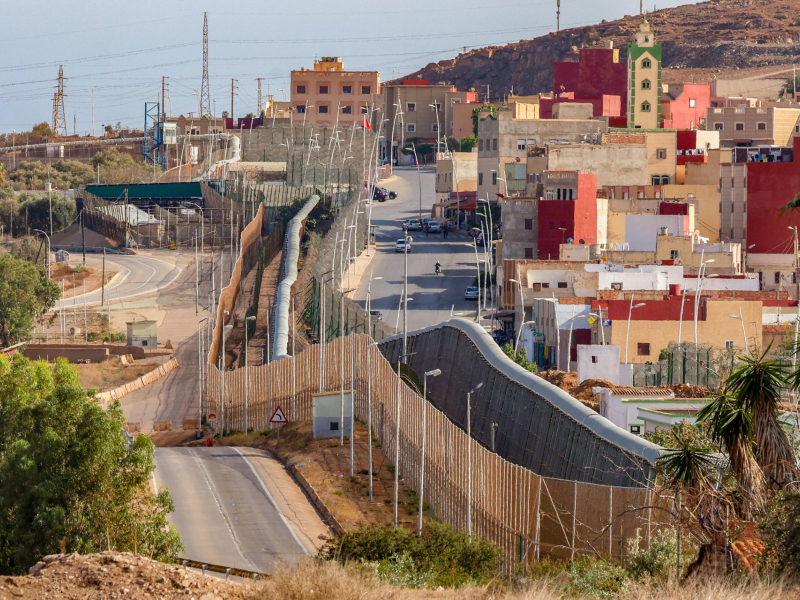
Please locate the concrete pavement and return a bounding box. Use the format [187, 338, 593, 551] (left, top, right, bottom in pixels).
[354, 166, 480, 330]
[154, 446, 326, 573]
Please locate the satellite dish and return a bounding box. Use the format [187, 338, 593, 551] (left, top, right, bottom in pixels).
[567, 237, 574, 244]
[579, 238, 586, 244]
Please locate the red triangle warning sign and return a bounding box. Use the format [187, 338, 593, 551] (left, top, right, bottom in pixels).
[270, 406, 288, 423]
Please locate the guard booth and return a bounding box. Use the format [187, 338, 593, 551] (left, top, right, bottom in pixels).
[126, 320, 158, 350]
[312, 391, 353, 438]
[54, 249, 70, 263]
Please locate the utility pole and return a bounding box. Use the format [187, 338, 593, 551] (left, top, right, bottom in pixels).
[91, 87, 95, 137]
[162, 76, 169, 123]
[557, 0, 561, 32]
[52, 65, 67, 137]
[200, 13, 211, 117]
[101, 247, 106, 306]
[256, 78, 264, 116]
[230, 78, 237, 122]
[640, 0, 643, 15]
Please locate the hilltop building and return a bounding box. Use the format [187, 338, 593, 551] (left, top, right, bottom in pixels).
[627, 20, 662, 129]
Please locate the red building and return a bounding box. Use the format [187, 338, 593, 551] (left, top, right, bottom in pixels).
[661, 83, 711, 130]
[538, 171, 598, 258]
[676, 130, 709, 166]
[746, 136, 800, 253]
[540, 47, 627, 119]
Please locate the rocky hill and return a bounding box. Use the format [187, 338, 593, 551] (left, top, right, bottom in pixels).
[397, 0, 800, 97]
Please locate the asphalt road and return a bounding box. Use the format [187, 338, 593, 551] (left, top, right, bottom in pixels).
[154, 446, 312, 574]
[354, 166, 481, 330]
[55, 254, 182, 309]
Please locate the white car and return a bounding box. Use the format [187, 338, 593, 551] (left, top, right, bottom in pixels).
[464, 286, 480, 300]
[406, 219, 423, 231]
[427, 221, 442, 233]
[396, 238, 411, 253]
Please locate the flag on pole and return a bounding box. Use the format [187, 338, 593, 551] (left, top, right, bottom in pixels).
[364, 114, 372, 130]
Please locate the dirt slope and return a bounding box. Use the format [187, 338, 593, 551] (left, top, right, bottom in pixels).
[399, 0, 800, 97]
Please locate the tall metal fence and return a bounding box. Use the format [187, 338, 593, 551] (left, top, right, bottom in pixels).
[206, 334, 669, 571]
[630, 342, 746, 388]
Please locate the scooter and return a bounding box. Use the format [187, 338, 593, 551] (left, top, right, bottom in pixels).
[435, 262, 442, 275]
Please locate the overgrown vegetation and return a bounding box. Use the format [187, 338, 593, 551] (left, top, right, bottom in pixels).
[319, 522, 500, 589]
[501, 343, 537, 373]
[0, 254, 60, 347]
[0, 356, 182, 574]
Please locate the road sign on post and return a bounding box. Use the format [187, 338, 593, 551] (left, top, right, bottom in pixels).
[270, 406, 287, 442]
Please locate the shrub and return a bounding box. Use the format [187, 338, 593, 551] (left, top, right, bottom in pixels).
[757, 490, 800, 577]
[626, 529, 680, 583]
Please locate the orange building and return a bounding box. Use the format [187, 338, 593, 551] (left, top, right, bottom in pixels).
[290, 57, 380, 126]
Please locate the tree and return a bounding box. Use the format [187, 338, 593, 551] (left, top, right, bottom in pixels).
[657, 428, 714, 491]
[0, 254, 60, 347]
[501, 343, 537, 373]
[0, 356, 182, 573]
[221, 111, 230, 118]
[8, 160, 93, 191]
[460, 135, 477, 152]
[471, 103, 496, 136]
[30, 122, 53, 138]
[104, 124, 113, 134]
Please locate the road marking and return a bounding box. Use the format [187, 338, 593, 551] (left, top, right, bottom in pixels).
[232, 447, 309, 556]
[191, 448, 259, 571]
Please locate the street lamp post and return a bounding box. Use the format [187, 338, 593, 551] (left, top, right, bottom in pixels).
[403, 229, 409, 362]
[409, 142, 423, 223]
[366, 271, 382, 339]
[515, 320, 535, 355]
[419, 368, 442, 536]
[509, 277, 525, 345]
[728, 308, 750, 356]
[694, 257, 715, 349]
[222, 322, 233, 433]
[198, 317, 209, 425]
[625, 299, 647, 364]
[367, 341, 379, 502]
[467, 382, 484, 539]
[33, 229, 51, 279]
[244, 315, 256, 433]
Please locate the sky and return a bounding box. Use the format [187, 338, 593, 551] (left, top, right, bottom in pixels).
[0, 0, 704, 135]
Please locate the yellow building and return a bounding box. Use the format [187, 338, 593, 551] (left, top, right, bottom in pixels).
[627, 20, 661, 130]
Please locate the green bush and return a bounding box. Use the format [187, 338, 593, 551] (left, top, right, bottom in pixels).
[626, 529, 680, 583]
[566, 558, 629, 598]
[319, 522, 501, 588]
[757, 490, 800, 577]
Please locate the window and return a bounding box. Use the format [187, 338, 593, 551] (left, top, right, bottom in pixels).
[557, 282, 568, 288]
[319, 85, 329, 94]
[656, 148, 667, 159]
[517, 139, 527, 150]
[689, 98, 697, 108]
[432, 123, 439, 133]
[630, 425, 641, 435]
[642, 58, 651, 68]
[296, 85, 306, 94]
[591, 355, 598, 364]
[641, 101, 651, 112]
[142, 340, 148, 346]
[342, 105, 352, 114]
[361, 85, 371, 95]
[524, 218, 533, 230]
[330, 421, 339, 431]
[714, 123, 724, 131]
[492, 172, 497, 185]
[406, 123, 415, 133]
[296, 105, 305, 114]
[361, 105, 368, 114]
[342, 85, 352, 94]
[549, 221, 555, 230]
[735, 122, 744, 131]
[318, 105, 329, 114]
[641, 79, 651, 90]
[757, 122, 767, 131]
[796, 125, 800, 133]
[432, 103, 442, 112]
[492, 138, 498, 150]
[637, 343, 650, 356]
[524, 248, 534, 258]
[541, 282, 550, 288]
[478, 173, 483, 185]
[407, 102, 416, 112]
[775, 272, 781, 284]
[670, 249, 679, 259]
[725, 340, 735, 350]
[700, 118, 706, 127]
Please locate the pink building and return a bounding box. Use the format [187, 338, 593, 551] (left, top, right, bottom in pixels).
[661, 83, 711, 130]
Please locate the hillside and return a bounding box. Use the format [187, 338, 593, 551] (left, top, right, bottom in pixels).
[398, 0, 800, 97]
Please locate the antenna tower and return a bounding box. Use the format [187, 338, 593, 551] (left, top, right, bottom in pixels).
[556, 0, 561, 32]
[200, 13, 211, 117]
[52, 66, 67, 137]
[256, 78, 264, 116]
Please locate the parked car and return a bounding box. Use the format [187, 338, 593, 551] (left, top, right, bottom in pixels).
[378, 186, 398, 199]
[396, 238, 411, 252]
[427, 221, 442, 233]
[421, 217, 434, 229]
[464, 286, 480, 300]
[373, 188, 388, 202]
[369, 309, 383, 320]
[406, 219, 423, 231]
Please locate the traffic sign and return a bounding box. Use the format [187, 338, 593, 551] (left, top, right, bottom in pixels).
[208, 413, 217, 420]
[270, 406, 287, 423]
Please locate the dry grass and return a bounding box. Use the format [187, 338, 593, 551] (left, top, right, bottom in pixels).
[74, 356, 169, 391]
[249, 560, 799, 600]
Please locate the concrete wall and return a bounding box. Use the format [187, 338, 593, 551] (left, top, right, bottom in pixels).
[711, 78, 786, 101]
[23, 347, 109, 363]
[645, 130, 677, 184]
[625, 214, 688, 251]
[312, 392, 353, 438]
[547, 143, 648, 188]
[501, 199, 538, 260]
[577, 345, 621, 385]
[28, 343, 146, 359]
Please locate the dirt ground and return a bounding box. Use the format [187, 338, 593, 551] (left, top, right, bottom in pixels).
[74, 354, 172, 392]
[216, 420, 423, 532]
[0, 551, 253, 600]
[50, 262, 116, 295]
[37, 308, 124, 343]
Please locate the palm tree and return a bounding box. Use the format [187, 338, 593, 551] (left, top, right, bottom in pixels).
[658, 429, 715, 491]
[726, 350, 796, 488]
[697, 391, 766, 518]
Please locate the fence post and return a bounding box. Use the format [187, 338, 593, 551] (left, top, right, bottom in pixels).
[571, 481, 577, 561]
[534, 477, 541, 562]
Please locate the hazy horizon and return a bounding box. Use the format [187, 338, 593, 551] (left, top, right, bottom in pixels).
[1, 0, 704, 135]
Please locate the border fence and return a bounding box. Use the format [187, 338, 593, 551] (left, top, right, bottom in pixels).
[206, 334, 670, 571]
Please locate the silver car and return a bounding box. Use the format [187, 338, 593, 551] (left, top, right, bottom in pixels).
[396, 238, 411, 253]
[464, 286, 480, 300]
[427, 221, 442, 233]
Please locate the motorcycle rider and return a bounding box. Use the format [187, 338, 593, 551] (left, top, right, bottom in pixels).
[435, 260, 441, 274]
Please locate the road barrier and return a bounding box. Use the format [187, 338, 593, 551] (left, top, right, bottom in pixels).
[207, 333, 669, 571]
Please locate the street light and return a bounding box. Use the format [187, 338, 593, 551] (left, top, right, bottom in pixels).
[366, 272, 382, 339]
[222, 323, 233, 434]
[510, 278, 526, 345]
[588, 312, 606, 345]
[33, 229, 51, 279]
[197, 317, 209, 426]
[728, 309, 749, 356]
[467, 381, 484, 540]
[625, 301, 647, 364]
[515, 320, 535, 354]
[419, 367, 442, 536]
[244, 315, 257, 433]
